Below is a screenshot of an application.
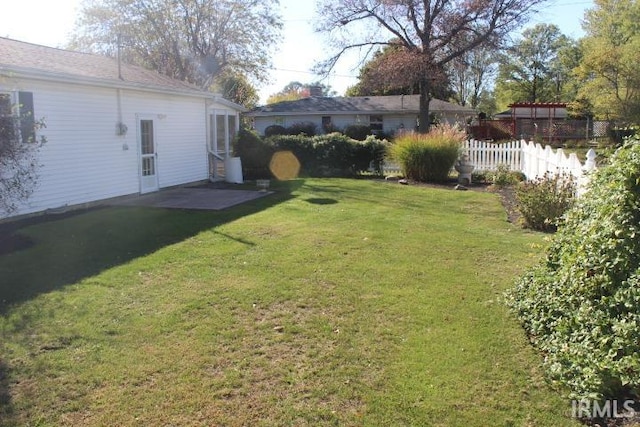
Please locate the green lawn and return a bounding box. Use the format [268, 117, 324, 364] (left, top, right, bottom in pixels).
[0, 179, 579, 426]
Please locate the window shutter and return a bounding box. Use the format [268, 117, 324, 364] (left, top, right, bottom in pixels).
[18, 91, 35, 143]
[0, 93, 15, 141]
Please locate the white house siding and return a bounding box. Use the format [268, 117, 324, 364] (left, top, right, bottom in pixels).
[126, 92, 208, 189]
[382, 115, 418, 133]
[252, 113, 420, 136]
[436, 112, 473, 126]
[1, 77, 211, 218]
[251, 115, 321, 134]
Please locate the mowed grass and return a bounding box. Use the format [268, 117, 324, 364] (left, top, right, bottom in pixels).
[0, 179, 579, 426]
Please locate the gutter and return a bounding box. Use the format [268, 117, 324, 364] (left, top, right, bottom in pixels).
[212, 95, 248, 112]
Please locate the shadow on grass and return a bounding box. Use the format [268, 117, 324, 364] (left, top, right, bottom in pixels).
[304, 198, 338, 205]
[0, 359, 9, 414]
[0, 181, 301, 314]
[0, 182, 301, 425]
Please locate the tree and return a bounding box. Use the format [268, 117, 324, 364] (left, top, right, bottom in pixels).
[0, 93, 46, 215]
[553, 39, 583, 104]
[211, 71, 260, 109]
[494, 24, 575, 106]
[448, 39, 498, 109]
[346, 42, 452, 98]
[315, 0, 548, 132]
[576, 0, 640, 123]
[475, 90, 498, 117]
[71, 0, 282, 89]
[266, 81, 336, 104]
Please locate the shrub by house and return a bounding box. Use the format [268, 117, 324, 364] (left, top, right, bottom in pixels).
[234, 130, 387, 178]
[506, 138, 640, 400]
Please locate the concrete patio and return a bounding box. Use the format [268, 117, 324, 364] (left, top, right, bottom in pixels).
[110, 186, 272, 211]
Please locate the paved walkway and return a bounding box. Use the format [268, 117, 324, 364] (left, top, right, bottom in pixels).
[110, 187, 272, 211]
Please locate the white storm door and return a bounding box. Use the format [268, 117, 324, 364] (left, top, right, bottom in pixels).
[139, 118, 159, 193]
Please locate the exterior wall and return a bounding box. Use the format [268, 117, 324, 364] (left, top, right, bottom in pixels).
[0, 76, 214, 219]
[435, 111, 474, 126]
[251, 113, 420, 136]
[384, 114, 418, 133]
[249, 111, 472, 136]
[250, 114, 324, 135]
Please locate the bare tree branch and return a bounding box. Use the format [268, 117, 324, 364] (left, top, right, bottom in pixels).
[71, 0, 282, 89]
[315, 0, 549, 131]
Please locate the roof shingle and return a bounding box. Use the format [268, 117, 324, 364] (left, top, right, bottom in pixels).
[0, 37, 205, 95]
[246, 95, 476, 115]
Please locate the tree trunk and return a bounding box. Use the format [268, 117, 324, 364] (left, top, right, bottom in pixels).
[418, 77, 432, 133]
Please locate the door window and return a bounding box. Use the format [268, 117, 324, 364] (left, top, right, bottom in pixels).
[140, 120, 155, 176]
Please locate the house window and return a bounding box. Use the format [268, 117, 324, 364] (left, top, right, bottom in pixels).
[18, 92, 35, 143]
[0, 93, 14, 142]
[370, 115, 383, 132]
[228, 115, 237, 143]
[216, 114, 226, 154]
[0, 92, 36, 144]
[210, 111, 238, 157]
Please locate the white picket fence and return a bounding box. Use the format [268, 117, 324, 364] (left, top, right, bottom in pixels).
[464, 139, 523, 172]
[461, 139, 598, 194]
[462, 139, 597, 177]
[382, 139, 598, 193]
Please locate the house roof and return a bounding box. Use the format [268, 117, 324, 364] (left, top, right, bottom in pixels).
[0, 37, 230, 101]
[494, 109, 512, 118]
[246, 95, 476, 116]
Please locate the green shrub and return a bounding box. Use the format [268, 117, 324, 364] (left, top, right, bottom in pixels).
[287, 121, 317, 136]
[322, 121, 341, 134]
[266, 134, 316, 173]
[264, 133, 387, 177]
[233, 128, 274, 179]
[514, 172, 575, 232]
[264, 124, 287, 137]
[388, 124, 464, 183]
[312, 133, 356, 176]
[491, 164, 526, 188]
[607, 126, 636, 146]
[471, 170, 491, 184]
[505, 139, 640, 400]
[344, 124, 372, 141]
[352, 135, 389, 175]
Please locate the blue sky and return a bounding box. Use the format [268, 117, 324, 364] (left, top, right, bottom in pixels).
[1, 0, 594, 102]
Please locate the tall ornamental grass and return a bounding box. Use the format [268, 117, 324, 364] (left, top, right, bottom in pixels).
[389, 124, 464, 182]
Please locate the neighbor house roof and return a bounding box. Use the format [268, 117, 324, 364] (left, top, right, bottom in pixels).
[0, 37, 231, 102]
[245, 95, 476, 116]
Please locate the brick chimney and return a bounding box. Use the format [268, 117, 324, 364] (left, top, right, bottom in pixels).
[308, 85, 323, 97]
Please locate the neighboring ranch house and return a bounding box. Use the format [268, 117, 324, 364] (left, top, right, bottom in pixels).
[245, 95, 476, 136]
[0, 37, 244, 220]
